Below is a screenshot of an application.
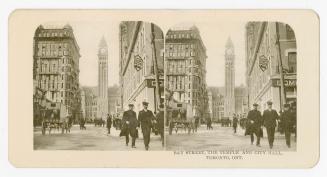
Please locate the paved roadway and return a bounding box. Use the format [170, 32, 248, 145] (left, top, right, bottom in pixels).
[34, 124, 164, 151]
[166, 124, 297, 151]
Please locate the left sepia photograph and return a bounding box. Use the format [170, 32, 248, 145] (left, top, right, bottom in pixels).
[33, 21, 165, 151]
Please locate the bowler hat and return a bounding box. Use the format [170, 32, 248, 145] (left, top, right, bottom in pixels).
[267, 101, 273, 105]
[142, 101, 149, 106]
[128, 103, 134, 107]
[253, 103, 258, 106]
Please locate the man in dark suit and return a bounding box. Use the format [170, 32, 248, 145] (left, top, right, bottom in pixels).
[106, 114, 112, 134]
[122, 104, 138, 148]
[232, 114, 238, 133]
[246, 103, 262, 146]
[262, 101, 279, 149]
[156, 104, 165, 147]
[280, 103, 295, 148]
[138, 101, 154, 150]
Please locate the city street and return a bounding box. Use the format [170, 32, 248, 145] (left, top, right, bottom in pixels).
[34, 124, 164, 151]
[166, 124, 296, 151]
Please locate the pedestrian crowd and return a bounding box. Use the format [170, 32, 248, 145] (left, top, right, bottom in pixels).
[244, 101, 297, 149]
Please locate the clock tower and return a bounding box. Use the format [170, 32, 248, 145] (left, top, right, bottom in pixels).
[224, 37, 235, 118]
[97, 37, 108, 119]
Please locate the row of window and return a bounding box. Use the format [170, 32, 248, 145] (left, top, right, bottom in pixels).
[37, 42, 71, 57]
[38, 81, 75, 90]
[166, 51, 196, 57]
[166, 44, 196, 51]
[46, 90, 75, 106]
[166, 75, 202, 90]
[38, 31, 70, 38]
[37, 74, 74, 83]
[166, 32, 197, 40]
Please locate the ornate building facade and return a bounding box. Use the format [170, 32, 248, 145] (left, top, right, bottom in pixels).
[108, 85, 121, 114]
[165, 26, 209, 118]
[119, 21, 164, 113]
[207, 87, 225, 122]
[97, 38, 109, 118]
[33, 24, 81, 120]
[224, 37, 235, 118]
[234, 85, 248, 117]
[82, 87, 98, 121]
[245, 22, 297, 112]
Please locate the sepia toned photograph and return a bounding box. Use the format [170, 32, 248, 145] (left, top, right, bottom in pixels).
[8, 10, 319, 168]
[33, 21, 165, 151]
[165, 22, 297, 151]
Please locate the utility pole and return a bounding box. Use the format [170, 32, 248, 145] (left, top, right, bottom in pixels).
[275, 22, 287, 107]
[151, 23, 161, 113]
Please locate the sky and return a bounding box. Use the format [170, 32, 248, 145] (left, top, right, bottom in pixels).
[45, 20, 247, 87]
[187, 21, 247, 87]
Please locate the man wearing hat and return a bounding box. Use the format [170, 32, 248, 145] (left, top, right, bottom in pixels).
[262, 101, 279, 149]
[246, 103, 263, 146]
[106, 114, 112, 134]
[138, 101, 155, 150]
[280, 103, 295, 148]
[121, 103, 138, 148]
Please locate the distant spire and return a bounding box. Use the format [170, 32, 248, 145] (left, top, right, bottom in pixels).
[99, 36, 107, 48]
[225, 36, 234, 48]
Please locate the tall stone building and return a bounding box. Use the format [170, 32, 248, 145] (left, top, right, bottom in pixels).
[234, 85, 248, 117]
[33, 24, 81, 120]
[224, 37, 235, 118]
[81, 87, 97, 121]
[165, 26, 208, 118]
[97, 37, 109, 119]
[245, 22, 296, 112]
[119, 22, 164, 113]
[108, 85, 121, 114]
[81, 85, 121, 121]
[80, 89, 86, 119]
[207, 87, 225, 122]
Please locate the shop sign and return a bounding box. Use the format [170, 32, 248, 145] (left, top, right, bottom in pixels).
[272, 79, 296, 87]
[146, 79, 164, 88]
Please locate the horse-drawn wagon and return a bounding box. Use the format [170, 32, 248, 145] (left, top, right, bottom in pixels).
[41, 103, 72, 135]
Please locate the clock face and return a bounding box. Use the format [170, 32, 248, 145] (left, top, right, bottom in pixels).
[226, 48, 233, 55]
[100, 48, 106, 54]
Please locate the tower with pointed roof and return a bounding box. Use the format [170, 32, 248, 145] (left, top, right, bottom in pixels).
[224, 37, 235, 118]
[97, 37, 108, 118]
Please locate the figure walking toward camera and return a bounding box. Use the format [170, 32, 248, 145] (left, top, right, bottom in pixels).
[262, 101, 279, 149]
[280, 103, 295, 148]
[121, 103, 138, 148]
[106, 114, 112, 134]
[232, 114, 238, 133]
[138, 101, 154, 151]
[245, 103, 262, 147]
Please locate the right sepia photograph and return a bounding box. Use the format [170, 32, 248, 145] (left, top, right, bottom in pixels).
[165, 21, 297, 151]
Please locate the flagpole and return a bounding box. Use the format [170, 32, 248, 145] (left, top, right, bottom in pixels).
[275, 22, 287, 107]
[151, 23, 161, 113]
